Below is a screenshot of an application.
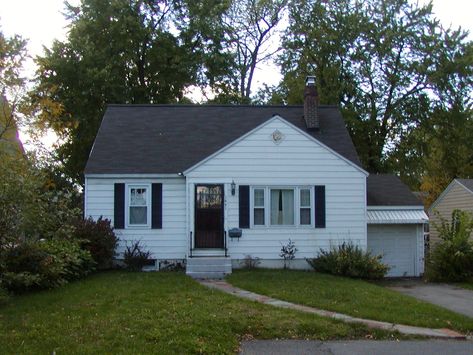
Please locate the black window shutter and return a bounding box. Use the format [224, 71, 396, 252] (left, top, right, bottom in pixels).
[239, 185, 250, 228]
[314, 185, 326, 228]
[114, 183, 125, 229]
[152, 183, 163, 229]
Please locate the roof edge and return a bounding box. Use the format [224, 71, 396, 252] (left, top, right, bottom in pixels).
[367, 205, 425, 210]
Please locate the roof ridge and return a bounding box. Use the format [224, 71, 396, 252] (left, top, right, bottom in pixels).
[106, 104, 339, 108]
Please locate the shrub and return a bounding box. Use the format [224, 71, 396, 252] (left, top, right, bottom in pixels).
[0, 239, 95, 293]
[0, 286, 9, 305]
[123, 241, 152, 271]
[240, 255, 261, 269]
[41, 239, 96, 281]
[280, 239, 298, 269]
[306, 243, 389, 280]
[72, 217, 118, 270]
[425, 210, 473, 282]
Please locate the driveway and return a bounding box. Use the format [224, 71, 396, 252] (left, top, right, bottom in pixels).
[240, 340, 473, 355]
[386, 280, 473, 318]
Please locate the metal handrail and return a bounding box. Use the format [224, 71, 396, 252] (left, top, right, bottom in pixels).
[224, 230, 227, 257]
[189, 231, 193, 258]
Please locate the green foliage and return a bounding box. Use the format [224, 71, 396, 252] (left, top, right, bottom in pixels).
[279, 238, 297, 269]
[123, 240, 152, 271]
[277, 0, 473, 185]
[0, 29, 28, 151]
[72, 217, 118, 270]
[425, 210, 473, 282]
[0, 151, 81, 245]
[0, 239, 95, 293]
[41, 239, 96, 281]
[30, 0, 228, 184]
[306, 243, 389, 280]
[0, 286, 9, 305]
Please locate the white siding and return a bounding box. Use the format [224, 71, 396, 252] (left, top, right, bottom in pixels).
[429, 181, 473, 244]
[186, 117, 367, 264]
[85, 177, 187, 259]
[368, 224, 423, 277]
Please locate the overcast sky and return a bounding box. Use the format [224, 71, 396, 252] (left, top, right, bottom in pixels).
[2, 0, 472, 147]
[2, 0, 472, 87]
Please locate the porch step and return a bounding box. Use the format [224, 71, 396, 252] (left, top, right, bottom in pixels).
[186, 256, 232, 279]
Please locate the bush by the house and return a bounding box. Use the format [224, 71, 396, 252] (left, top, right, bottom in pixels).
[72, 217, 118, 270]
[0, 239, 95, 293]
[123, 240, 152, 271]
[280, 238, 298, 269]
[306, 243, 389, 280]
[240, 255, 261, 269]
[425, 210, 473, 282]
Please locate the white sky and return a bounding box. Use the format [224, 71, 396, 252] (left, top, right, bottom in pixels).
[1, 0, 472, 149]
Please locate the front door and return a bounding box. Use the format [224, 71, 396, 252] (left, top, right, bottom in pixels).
[194, 184, 224, 248]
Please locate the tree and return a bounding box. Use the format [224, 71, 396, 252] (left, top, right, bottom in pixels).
[0, 29, 27, 155]
[278, 0, 473, 177]
[178, 0, 287, 103]
[223, 0, 287, 102]
[31, 0, 201, 184]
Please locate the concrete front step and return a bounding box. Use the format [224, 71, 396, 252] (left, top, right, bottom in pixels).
[186, 256, 232, 279]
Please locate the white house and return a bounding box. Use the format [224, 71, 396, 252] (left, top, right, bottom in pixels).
[84, 77, 427, 278]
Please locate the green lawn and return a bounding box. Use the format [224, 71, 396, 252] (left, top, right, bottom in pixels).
[227, 269, 473, 334]
[0, 271, 397, 354]
[456, 281, 473, 291]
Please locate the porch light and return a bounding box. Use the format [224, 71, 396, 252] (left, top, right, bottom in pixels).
[231, 180, 236, 196]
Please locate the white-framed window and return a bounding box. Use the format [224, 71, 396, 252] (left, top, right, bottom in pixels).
[299, 188, 311, 225]
[253, 188, 265, 225]
[126, 184, 151, 227]
[270, 188, 295, 225]
[250, 186, 313, 227]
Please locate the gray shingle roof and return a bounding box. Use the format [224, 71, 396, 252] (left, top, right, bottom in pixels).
[84, 104, 362, 174]
[367, 174, 422, 206]
[455, 179, 473, 193]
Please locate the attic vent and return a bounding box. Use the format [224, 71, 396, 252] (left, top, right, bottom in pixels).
[304, 76, 319, 129]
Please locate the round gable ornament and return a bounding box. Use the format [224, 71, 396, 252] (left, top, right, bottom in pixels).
[271, 129, 285, 145]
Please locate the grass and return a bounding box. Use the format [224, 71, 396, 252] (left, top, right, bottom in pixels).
[227, 269, 473, 334]
[456, 281, 473, 291]
[0, 271, 398, 354]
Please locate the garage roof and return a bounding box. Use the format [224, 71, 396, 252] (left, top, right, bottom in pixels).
[367, 209, 428, 224]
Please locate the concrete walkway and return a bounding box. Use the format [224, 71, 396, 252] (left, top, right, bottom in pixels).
[386, 280, 473, 318]
[199, 279, 467, 339]
[240, 340, 473, 355]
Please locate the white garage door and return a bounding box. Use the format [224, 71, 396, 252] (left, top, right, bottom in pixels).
[368, 225, 418, 277]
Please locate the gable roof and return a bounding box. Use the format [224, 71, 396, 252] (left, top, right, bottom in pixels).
[84, 104, 362, 175]
[367, 174, 422, 207]
[428, 178, 473, 212]
[184, 115, 367, 175]
[455, 178, 473, 194]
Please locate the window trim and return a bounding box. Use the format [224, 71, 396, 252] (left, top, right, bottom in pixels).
[125, 183, 151, 228]
[250, 186, 314, 228]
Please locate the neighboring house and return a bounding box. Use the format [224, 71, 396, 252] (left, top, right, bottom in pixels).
[84, 77, 427, 278]
[428, 179, 473, 245]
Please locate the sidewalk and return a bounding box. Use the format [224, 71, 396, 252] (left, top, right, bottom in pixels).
[199, 279, 467, 339]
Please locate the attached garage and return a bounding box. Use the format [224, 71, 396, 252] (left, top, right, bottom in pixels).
[366, 175, 428, 278]
[368, 224, 424, 277]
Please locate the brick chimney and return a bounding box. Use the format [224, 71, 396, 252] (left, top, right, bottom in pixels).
[304, 76, 319, 129]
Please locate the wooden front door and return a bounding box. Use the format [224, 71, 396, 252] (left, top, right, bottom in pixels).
[195, 184, 224, 248]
